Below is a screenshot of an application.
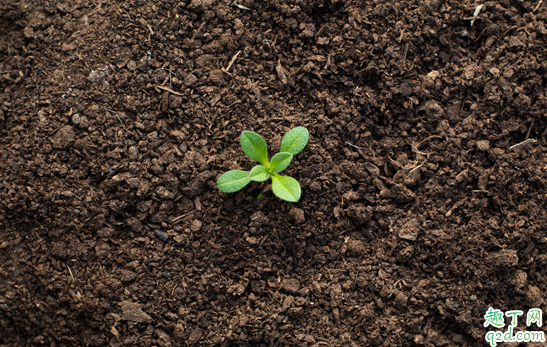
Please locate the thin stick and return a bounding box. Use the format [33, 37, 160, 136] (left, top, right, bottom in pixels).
[533, 0, 544, 13]
[173, 211, 193, 223]
[525, 120, 534, 140]
[345, 141, 365, 149]
[67, 264, 75, 282]
[223, 51, 241, 73]
[155, 85, 184, 96]
[408, 161, 425, 174]
[191, 22, 205, 42]
[508, 138, 537, 151]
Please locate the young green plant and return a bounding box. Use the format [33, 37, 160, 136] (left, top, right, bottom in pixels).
[217, 127, 309, 202]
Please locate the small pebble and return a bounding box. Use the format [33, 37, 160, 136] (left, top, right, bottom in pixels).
[288, 207, 305, 223]
[127, 61, 137, 71]
[347, 239, 366, 255]
[280, 278, 301, 294]
[190, 219, 202, 232]
[71, 113, 81, 125]
[525, 285, 544, 306]
[476, 140, 490, 151]
[309, 181, 321, 192]
[155, 229, 168, 242]
[128, 145, 139, 159]
[250, 211, 270, 228]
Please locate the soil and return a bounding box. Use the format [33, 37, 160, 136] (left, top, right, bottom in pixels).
[1, 0, 546, 346]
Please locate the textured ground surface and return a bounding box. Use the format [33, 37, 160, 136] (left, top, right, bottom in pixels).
[1, 0, 546, 346]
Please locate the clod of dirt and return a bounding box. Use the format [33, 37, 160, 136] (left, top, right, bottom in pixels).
[398, 218, 420, 241]
[182, 171, 212, 198]
[155, 229, 168, 242]
[486, 249, 518, 267]
[88, 66, 110, 86]
[50, 241, 67, 259]
[393, 290, 408, 307]
[156, 186, 176, 200]
[345, 205, 372, 225]
[364, 162, 380, 177]
[173, 324, 185, 340]
[52, 125, 75, 149]
[119, 301, 152, 323]
[288, 207, 305, 223]
[250, 211, 270, 228]
[71, 113, 80, 125]
[187, 327, 203, 345]
[188, 0, 215, 11]
[524, 286, 544, 307]
[510, 270, 528, 290]
[346, 239, 366, 255]
[476, 140, 490, 151]
[391, 184, 416, 203]
[423, 70, 440, 88]
[420, 100, 444, 117]
[190, 219, 202, 232]
[309, 181, 322, 192]
[280, 278, 301, 294]
[127, 61, 137, 71]
[183, 74, 198, 87]
[121, 270, 137, 282]
[96, 227, 115, 238]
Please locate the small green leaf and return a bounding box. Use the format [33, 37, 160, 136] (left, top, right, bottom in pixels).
[217, 170, 251, 193]
[269, 152, 293, 173]
[240, 131, 269, 166]
[249, 165, 270, 182]
[271, 174, 301, 202]
[280, 127, 309, 155]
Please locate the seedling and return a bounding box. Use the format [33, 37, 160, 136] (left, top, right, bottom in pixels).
[217, 127, 309, 202]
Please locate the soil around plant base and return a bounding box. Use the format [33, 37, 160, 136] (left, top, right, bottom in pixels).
[1, 0, 546, 346]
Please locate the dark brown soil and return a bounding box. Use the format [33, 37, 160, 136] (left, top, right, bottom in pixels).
[1, 0, 546, 346]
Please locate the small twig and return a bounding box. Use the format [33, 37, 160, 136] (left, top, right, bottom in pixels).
[345, 141, 366, 149]
[541, 126, 547, 140]
[474, 24, 493, 43]
[455, 168, 469, 181]
[533, 0, 544, 13]
[232, 0, 251, 10]
[101, 106, 124, 125]
[222, 50, 241, 73]
[525, 120, 534, 140]
[139, 19, 154, 35]
[469, 4, 483, 27]
[173, 211, 193, 224]
[191, 22, 206, 42]
[508, 138, 537, 151]
[67, 264, 75, 282]
[416, 135, 443, 149]
[155, 85, 184, 96]
[408, 161, 426, 174]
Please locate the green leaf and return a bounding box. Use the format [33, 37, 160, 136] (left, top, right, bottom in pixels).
[217, 170, 251, 193]
[249, 165, 270, 182]
[269, 152, 293, 173]
[271, 174, 301, 202]
[240, 131, 269, 166]
[280, 127, 309, 155]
